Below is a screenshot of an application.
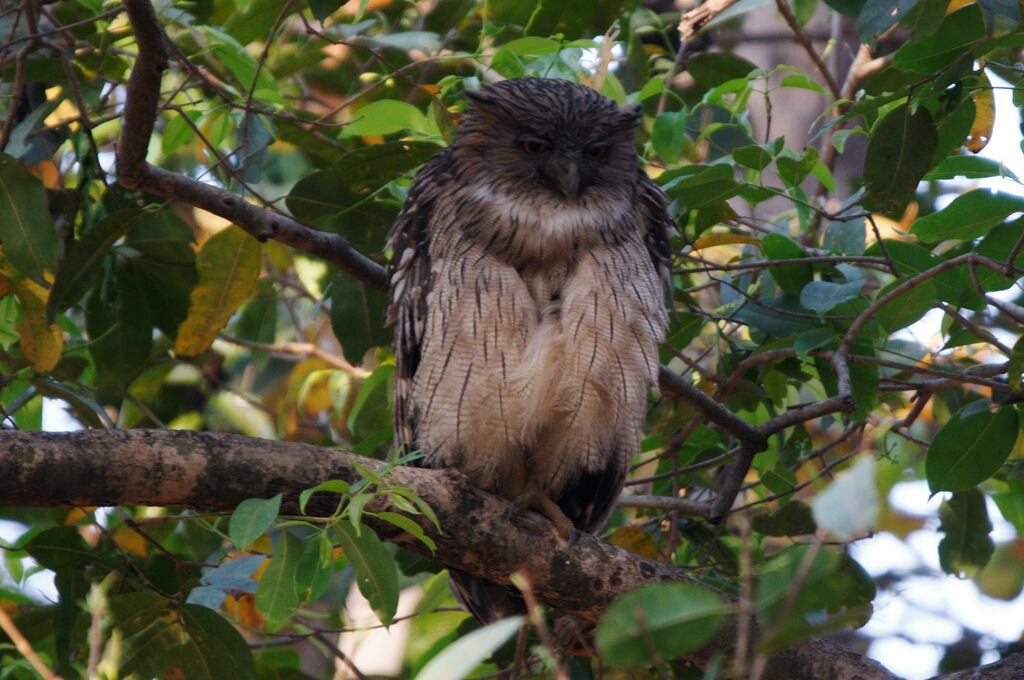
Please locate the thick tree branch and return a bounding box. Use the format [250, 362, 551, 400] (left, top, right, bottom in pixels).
[0, 428, 906, 680]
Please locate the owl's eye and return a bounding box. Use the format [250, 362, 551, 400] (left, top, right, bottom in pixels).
[587, 144, 610, 159]
[520, 140, 549, 155]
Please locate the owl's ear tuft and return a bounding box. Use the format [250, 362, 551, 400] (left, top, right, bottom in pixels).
[621, 103, 642, 122]
[464, 87, 496, 107]
[616, 103, 643, 131]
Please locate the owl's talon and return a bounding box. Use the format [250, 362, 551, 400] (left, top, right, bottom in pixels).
[507, 486, 575, 541]
[567, 528, 582, 548]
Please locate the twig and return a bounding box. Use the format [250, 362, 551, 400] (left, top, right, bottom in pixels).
[617, 493, 711, 517]
[0, 605, 62, 680]
[311, 631, 370, 680]
[219, 334, 370, 377]
[678, 0, 740, 40]
[775, 0, 841, 100]
[512, 573, 569, 680]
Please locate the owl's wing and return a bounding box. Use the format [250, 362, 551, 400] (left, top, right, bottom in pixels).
[385, 149, 453, 454]
[636, 168, 674, 287]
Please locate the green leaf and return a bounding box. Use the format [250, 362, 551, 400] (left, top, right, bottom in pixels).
[330, 272, 391, 362]
[340, 100, 430, 138]
[334, 522, 399, 627]
[162, 109, 202, 156]
[752, 500, 817, 536]
[732, 143, 774, 171]
[661, 164, 740, 209]
[992, 480, 1024, 536]
[24, 526, 92, 571]
[799, 279, 863, 313]
[228, 494, 282, 550]
[927, 404, 1019, 493]
[779, 72, 826, 94]
[110, 592, 258, 679]
[863, 105, 938, 212]
[256, 530, 305, 627]
[735, 295, 820, 338]
[848, 348, 879, 422]
[812, 457, 879, 540]
[977, 0, 1021, 37]
[286, 141, 440, 220]
[938, 489, 994, 577]
[874, 278, 935, 332]
[824, 0, 865, 16]
[761, 233, 813, 295]
[414, 617, 523, 680]
[923, 155, 1005, 180]
[865, 240, 963, 305]
[85, 268, 153, 389]
[348, 363, 395, 434]
[858, 0, 919, 42]
[971, 218, 1024, 292]
[177, 603, 259, 679]
[686, 52, 757, 91]
[376, 511, 436, 551]
[0, 152, 58, 284]
[199, 25, 278, 94]
[295, 534, 334, 604]
[911, 189, 1024, 242]
[48, 209, 143, 320]
[891, 4, 985, 72]
[822, 218, 866, 255]
[794, 328, 837, 356]
[776, 147, 820, 188]
[307, 0, 343, 22]
[595, 583, 725, 665]
[660, 312, 705, 364]
[651, 110, 688, 165]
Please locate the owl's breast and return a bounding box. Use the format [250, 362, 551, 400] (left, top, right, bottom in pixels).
[464, 183, 634, 269]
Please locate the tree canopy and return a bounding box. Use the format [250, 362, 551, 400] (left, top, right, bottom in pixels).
[1, 0, 1023, 679]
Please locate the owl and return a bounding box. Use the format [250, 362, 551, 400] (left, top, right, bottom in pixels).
[386, 77, 671, 622]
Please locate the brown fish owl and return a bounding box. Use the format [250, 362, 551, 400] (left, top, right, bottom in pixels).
[386, 77, 671, 621]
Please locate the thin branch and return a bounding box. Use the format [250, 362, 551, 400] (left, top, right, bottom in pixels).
[116, 0, 389, 290]
[219, 333, 370, 377]
[0, 606, 62, 680]
[617, 493, 712, 517]
[775, 0, 841, 100]
[678, 0, 740, 40]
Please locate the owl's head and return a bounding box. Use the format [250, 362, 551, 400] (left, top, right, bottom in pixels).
[454, 78, 643, 202]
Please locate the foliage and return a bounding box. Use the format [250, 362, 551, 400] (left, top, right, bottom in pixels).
[0, 0, 1023, 678]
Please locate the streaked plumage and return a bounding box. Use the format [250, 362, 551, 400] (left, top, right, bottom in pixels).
[386, 77, 671, 621]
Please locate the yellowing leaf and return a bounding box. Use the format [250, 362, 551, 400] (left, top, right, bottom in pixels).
[0, 252, 62, 372]
[966, 72, 994, 153]
[17, 319, 62, 373]
[224, 592, 265, 629]
[175, 226, 261, 358]
[112, 525, 149, 557]
[608, 525, 661, 561]
[692, 234, 761, 250]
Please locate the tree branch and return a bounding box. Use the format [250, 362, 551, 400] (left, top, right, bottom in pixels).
[0, 428, 905, 680]
[116, 0, 388, 290]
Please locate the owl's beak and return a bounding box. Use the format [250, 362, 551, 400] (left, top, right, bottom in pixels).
[551, 154, 581, 199]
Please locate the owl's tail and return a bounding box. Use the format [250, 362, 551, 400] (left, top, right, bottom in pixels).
[448, 568, 526, 624]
